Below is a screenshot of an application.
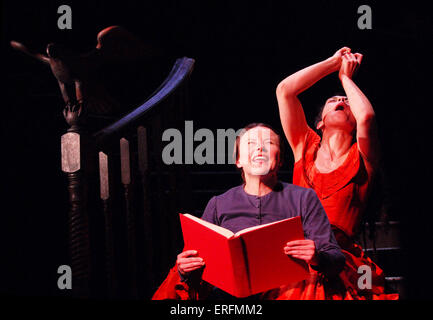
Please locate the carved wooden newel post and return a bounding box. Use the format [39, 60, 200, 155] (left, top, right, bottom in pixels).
[60, 104, 91, 297]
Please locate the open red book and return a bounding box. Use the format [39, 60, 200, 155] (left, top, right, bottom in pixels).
[179, 213, 310, 298]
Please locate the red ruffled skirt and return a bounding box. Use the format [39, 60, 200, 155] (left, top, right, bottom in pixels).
[263, 227, 398, 300]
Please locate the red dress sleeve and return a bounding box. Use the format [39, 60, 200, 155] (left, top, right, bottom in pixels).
[151, 265, 213, 300]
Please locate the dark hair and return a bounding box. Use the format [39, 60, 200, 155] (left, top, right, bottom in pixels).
[314, 103, 326, 137]
[233, 123, 284, 181]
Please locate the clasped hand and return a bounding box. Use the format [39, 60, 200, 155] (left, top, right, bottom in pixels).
[332, 47, 363, 80]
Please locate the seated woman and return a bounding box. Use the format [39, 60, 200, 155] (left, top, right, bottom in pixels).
[152, 123, 345, 300]
[275, 47, 398, 299]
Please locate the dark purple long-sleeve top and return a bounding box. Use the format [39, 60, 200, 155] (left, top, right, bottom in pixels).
[200, 181, 345, 277]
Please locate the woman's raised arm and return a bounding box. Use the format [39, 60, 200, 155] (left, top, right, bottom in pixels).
[338, 53, 380, 171]
[276, 47, 349, 161]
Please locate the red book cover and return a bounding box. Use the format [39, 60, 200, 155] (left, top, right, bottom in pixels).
[179, 213, 310, 297]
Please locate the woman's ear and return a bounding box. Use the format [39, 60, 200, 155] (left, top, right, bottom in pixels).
[235, 158, 243, 169]
[316, 120, 324, 131]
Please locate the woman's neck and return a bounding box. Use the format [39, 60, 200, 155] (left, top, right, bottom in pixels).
[320, 129, 353, 161]
[243, 174, 278, 196]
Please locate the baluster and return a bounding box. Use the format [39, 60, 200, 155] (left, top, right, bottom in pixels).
[120, 138, 138, 298]
[137, 126, 154, 293]
[98, 151, 117, 298]
[164, 96, 183, 260]
[180, 82, 194, 214]
[151, 114, 173, 285]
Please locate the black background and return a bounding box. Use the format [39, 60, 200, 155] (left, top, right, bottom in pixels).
[1, 0, 432, 302]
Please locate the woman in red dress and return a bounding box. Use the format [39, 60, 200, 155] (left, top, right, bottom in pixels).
[275, 47, 398, 299]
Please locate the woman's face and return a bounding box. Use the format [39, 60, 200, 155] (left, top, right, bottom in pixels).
[318, 96, 356, 133]
[236, 126, 281, 177]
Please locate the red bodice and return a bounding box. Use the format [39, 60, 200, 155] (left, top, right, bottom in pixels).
[293, 128, 371, 238]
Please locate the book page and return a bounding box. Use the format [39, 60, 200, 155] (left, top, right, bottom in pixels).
[182, 213, 234, 238]
[234, 217, 293, 237]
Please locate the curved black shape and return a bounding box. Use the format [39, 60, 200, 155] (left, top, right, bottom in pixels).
[93, 57, 195, 144]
